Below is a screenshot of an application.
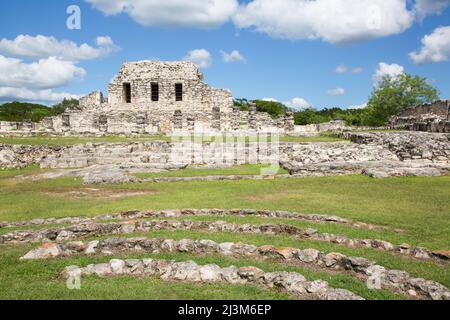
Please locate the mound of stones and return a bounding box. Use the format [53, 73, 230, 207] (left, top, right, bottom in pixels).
[22, 237, 450, 300]
[61, 258, 363, 300]
[2, 218, 447, 262]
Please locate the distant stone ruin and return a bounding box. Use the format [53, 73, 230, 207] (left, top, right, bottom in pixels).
[389, 100, 450, 133]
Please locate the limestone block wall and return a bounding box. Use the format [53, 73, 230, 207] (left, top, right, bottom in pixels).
[79, 91, 104, 110]
[388, 100, 450, 132]
[344, 132, 450, 161]
[398, 100, 449, 118]
[283, 142, 398, 165]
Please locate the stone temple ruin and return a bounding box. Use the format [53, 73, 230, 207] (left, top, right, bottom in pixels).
[0, 61, 302, 135]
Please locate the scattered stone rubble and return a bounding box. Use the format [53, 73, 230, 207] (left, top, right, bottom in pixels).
[22, 237, 450, 300]
[2, 131, 448, 179]
[60, 257, 363, 300]
[282, 132, 450, 178]
[2, 218, 447, 262]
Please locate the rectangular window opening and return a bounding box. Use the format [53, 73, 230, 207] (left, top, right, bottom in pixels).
[175, 83, 183, 102]
[123, 83, 131, 103]
[151, 83, 159, 102]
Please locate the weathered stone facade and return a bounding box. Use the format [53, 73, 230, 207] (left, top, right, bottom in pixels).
[0, 61, 303, 135]
[388, 100, 450, 133]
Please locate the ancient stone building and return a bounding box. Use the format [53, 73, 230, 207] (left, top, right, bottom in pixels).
[49, 61, 239, 134]
[389, 100, 450, 133]
[0, 60, 350, 136]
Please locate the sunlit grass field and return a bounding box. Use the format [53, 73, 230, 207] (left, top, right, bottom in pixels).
[0, 165, 449, 300]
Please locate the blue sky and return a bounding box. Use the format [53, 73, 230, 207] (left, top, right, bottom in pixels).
[0, 0, 449, 109]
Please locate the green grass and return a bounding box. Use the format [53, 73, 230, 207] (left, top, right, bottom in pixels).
[0, 244, 293, 300]
[0, 133, 346, 146]
[133, 164, 289, 179]
[0, 135, 171, 146]
[0, 167, 448, 300]
[279, 132, 346, 142]
[0, 244, 402, 300]
[1, 173, 448, 249]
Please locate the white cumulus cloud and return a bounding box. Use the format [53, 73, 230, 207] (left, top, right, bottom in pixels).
[221, 50, 246, 63]
[233, 0, 414, 44]
[183, 49, 212, 68]
[335, 65, 363, 74]
[283, 97, 311, 110]
[0, 87, 81, 103]
[85, 0, 238, 28]
[372, 62, 404, 85]
[348, 103, 367, 110]
[327, 88, 345, 96]
[414, 0, 450, 20]
[409, 26, 450, 64]
[335, 65, 348, 74]
[0, 55, 85, 103]
[0, 34, 118, 61]
[0, 55, 86, 90]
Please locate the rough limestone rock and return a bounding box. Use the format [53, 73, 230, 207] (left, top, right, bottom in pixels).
[21, 236, 450, 300]
[82, 169, 136, 185]
[62, 258, 364, 300]
[19, 243, 60, 260]
[4, 218, 443, 263]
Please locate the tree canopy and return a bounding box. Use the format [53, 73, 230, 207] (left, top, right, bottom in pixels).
[0, 98, 79, 122]
[363, 74, 439, 126]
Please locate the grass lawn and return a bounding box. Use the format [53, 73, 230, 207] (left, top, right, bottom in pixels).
[0, 135, 171, 146]
[0, 166, 449, 300]
[133, 164, 289, 179]
[0, 133, 346, 146]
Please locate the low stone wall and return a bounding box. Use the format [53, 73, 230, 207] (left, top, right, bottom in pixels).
[21, 237, 450, 300]
[61, 257, 363, 300]
[0, 144, 63, 169]
[1, 218, 446, 262]
[344, 132, 450, 161]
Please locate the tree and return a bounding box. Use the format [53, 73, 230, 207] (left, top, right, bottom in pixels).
[233, 98, 288, 118]
[363, 74, 439, 126]
[0, 102, 52, 122]
[253, 99, 288, 118]
[51, 98, 79, 115]
[294, 107, 328, 125]
[233, 98, 249, 111]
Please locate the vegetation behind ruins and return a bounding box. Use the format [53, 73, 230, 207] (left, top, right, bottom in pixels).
[0, 99, 79, 122]
[234, 73, 441, 127]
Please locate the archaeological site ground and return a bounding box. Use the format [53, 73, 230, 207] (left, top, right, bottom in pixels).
[1, 61, 449, 302]
[0, 2, 450, 310]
